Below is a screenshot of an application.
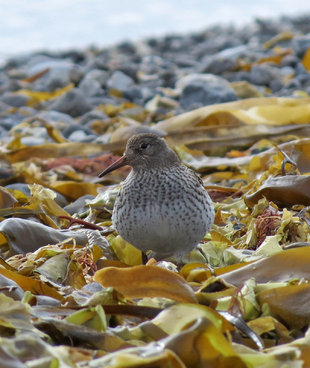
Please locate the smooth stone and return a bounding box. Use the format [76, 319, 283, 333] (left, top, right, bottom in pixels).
[199, 54, 237, 74]
[0, 100, 11, 113]
[280, 54, 299, 67]
[68, 129, 97, 142]
[248, 64, 281, 86]
[27, 60, 84, 91]
[48, 88, 92, 117]
[295, 62, 309, 75]
[0, 125, 9, 138]
[270, 79, 284, 92]
[6, 183, 68, 207]
[63, 194, 95, 215]
[79, 78, 104, 97]
[284, 78, 301, 89]
[292, 34, 310, 57]
[0, 73, 11, 94]
[107, 70, 135, 92]
[116, 63, 139, 81]
[20, 136, 46, 146]
[37, 110, 74, 130]
[123, 86, 143, 103]
[62, 123, 94, 138]
[178, 73, 237, 110]
[5, 183, 31, 196]
[80, 69, 108, 87]
[296, 74, 310, 88]
[0, 118, 16, 131]
[79, 109, 108, 125]
[1, 93, 29, 107]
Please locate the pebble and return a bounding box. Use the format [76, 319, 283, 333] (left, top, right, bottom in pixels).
[48, 88, 92, 117]
[1, 93, 29, 107]
[107, 70, 135, 92]
[27, 60, 84, 91]
[178, 73, 237, 110]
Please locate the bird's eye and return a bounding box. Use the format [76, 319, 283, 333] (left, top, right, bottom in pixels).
[140, 143, 149, 149]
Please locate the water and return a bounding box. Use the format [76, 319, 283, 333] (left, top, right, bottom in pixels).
[0, 0, 309, 62]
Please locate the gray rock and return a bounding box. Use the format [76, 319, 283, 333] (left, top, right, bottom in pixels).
[0, 100, 11, 113]
[79, 78, 103, 97]
[79, 109, 108, 125]
[6, 182, 67, 207]
[6, 183, 32, 196]
[280, 54, 299, 67]
[80, 69, 108, 87]
[20, 136, 46, 146]
[292, 34, 310, 57]
[37, 110, 74, 131]
[0, 73, 11, 94]
[1, 93, 29, 107]
[27, 60, 84, 91]
[296, 73, 310, 88]
[0, 125, 9, 138]
[284, 78, 301, 89]
[178, 74, 237, 110]
[248, 64, 281, 86]
[48, 88, 92, 117]
[62, 123, 94, 138]
[107, 70, 135, 91]
[123, 86, 143, 103]
[295, 62, 308, 75]
[68, 129, 97, 142]
[270, 79, 284, 92]
[199, 54, 237, 74]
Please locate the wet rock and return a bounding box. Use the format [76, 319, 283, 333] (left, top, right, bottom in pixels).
[68, 129, 97, 142]
[1, 93, 29, 107]
[178, 73, 237, 110]
[48, 88, 92, 117]
[62, 123, 94, 138]
[80, 69, 108, 87]
[123, 86, 143, 103]
[199, 54, 237, 74]
[79, 109, 108, 125]
[79, 78, 104, 97]
[20, 136, 46, 146]
[5, 183, 32, 196]
[248, 64, 281, 86]
[107, 70, 135, 92]
[37, 110, 74, 130]
[27, 60, 84, 91]
[292, 34, 310, 57]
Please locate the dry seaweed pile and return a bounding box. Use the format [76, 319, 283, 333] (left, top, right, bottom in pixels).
[1, 16, 310, 368]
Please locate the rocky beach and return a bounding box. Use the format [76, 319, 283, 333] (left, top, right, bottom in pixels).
[1, 15, 310, 145]
[1, 14, 310, 367]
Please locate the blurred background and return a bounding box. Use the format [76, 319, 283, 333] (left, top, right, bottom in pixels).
[1, 0, 310, 62]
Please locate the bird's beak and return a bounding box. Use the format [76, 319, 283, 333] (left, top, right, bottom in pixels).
[98, 155, 129, 178]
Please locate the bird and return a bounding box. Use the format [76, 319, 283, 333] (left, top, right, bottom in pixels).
[98, 133, 214, 260]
